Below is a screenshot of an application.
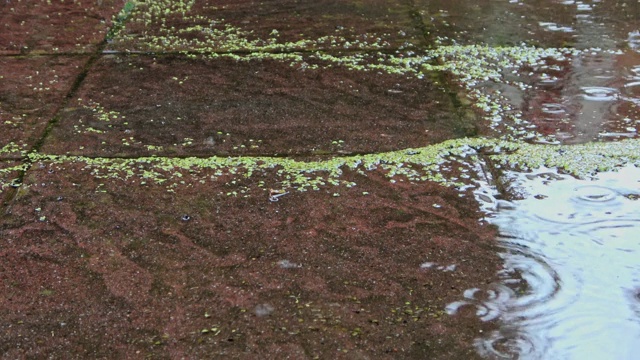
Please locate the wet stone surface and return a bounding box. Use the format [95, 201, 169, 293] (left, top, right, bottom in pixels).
[468, 167, 640, 359]
[0, 0, 122, 55]
[43, 55, 472, 157]
[3, 0, 638, 358]
[0, 163, 500, 358]
[416, 0, 640, 49]
[500, 48, 640, 144]
[0, 56, 89, 157]
[107, 0, 423, 53]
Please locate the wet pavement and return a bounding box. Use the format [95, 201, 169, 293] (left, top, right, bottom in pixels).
[1, 0, 640, 359]
[43, 55, 467, 157]
[469, 166, 640, 359]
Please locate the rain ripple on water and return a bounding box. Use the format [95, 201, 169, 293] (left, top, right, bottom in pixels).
[579, 86, 619, 101]
[454, 166, 640, 359]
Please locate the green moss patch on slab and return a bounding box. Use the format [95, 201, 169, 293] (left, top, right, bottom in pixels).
[0, 161, 25, 193]
[489, 138, 640, 176]
[26, 138, 640, 196]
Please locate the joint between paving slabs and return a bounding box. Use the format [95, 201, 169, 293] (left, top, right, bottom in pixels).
[2, 9, 131, 209]
[405, 0, 438, 48]
[476, 151, 514, 202]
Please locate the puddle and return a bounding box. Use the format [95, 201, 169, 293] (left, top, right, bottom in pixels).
[416, 0, 640, 144]
[486, 48, 640, 144]
[579, 86, 620, 101]
[458, 166, 640, 359]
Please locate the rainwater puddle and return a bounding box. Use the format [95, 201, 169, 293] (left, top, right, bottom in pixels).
[502, 49, 640, 144]
[424, 0, 640, 144]
[458, 166, 640, 359]
[580, 86, 619, 101]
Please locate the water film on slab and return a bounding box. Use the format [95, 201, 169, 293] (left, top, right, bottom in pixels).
[457, 166, 640, 359]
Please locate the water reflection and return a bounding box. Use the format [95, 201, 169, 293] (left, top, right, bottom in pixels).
[424, 0, 640, 355]
[462, 166, 640, 359]
[518, 49, 640, 143]
[420, 0, 640, 49]
[420, 0, 640, 143]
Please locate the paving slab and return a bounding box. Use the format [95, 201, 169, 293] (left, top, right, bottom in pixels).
[42, 54, 475, 157]
[0, 1, 577, 358]
[0, 157, 499, 358]
[0, 56, 89, 158]
[108, 0, 423, 54]
[0, 0, 123, 55]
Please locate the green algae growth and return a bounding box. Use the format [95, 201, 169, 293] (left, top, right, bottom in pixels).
[2, 2, 638, 195]
[3, 138, 639, 195]
[105, 0, 620, 144]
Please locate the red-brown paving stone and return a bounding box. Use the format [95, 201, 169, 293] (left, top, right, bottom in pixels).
[0, 56, 89, 158]
[0, 0, 124, 55]
[42, 54, 476, 157]
[0, 160, 499, 358]
[107, 0, 423, 53]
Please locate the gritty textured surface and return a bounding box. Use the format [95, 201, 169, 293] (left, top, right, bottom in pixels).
[42, 55, 471, 157]
[2, 164, 498, 359]
[2, 0, 639, 358]
[0, 1, 501, 358]
[0, 0, 122, 55]
[0, 56, 88, 157]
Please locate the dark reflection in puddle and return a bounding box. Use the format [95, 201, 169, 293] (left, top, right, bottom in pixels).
[461, 166, 640, 359]
[419, 0, 640, 144]
[427, 4, 640, 353]
[421, 0, 640, 48]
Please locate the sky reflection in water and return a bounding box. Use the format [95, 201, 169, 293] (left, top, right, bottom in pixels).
[464, 166, 640, 359]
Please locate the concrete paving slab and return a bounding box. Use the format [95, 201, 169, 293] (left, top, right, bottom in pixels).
[108, 0, 423, 54]
[0, 157, 498, 358]
[0, 56, 89, 158]
[0, 0, 123, 55]
[42, 54, 474, 157]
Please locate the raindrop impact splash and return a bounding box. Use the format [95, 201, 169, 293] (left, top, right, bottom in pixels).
[580, 86, 619, 101]
[449, 166, 640, 359]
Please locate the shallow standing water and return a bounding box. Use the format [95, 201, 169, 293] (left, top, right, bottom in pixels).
[451, 166, 640, 359]
[430, 0, 640, 356]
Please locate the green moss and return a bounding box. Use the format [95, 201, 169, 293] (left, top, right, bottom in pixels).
[489, 139, 640, 176]
[4, 2, 637, 194]
[9, 138, 635, 195]
[106, 1, 610, 144]
[0, 162, 29, 192]
[0, 142, 27, 157]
